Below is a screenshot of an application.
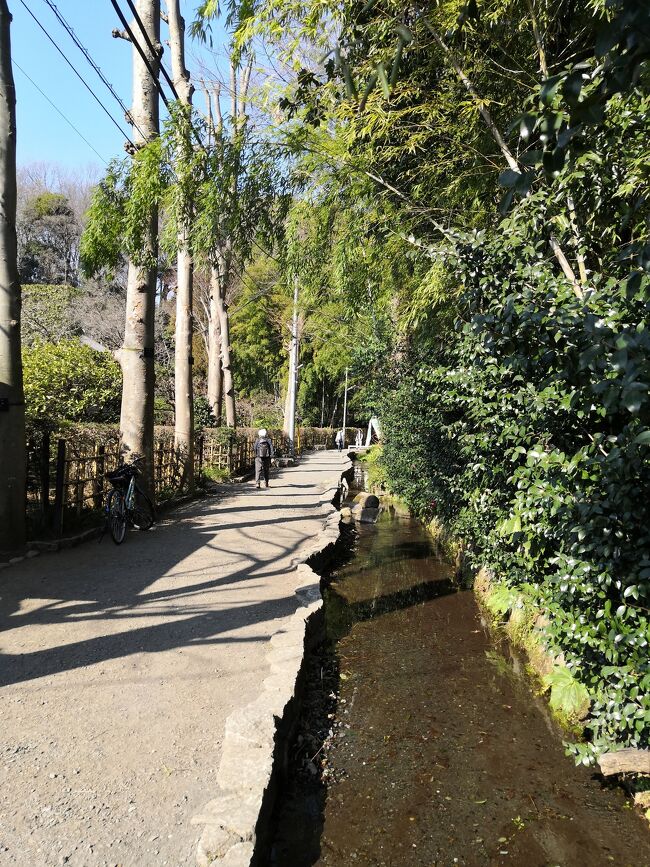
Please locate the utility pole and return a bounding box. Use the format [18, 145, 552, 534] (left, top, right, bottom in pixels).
[114, 0, 161, 494]
[166, 0, 195, 492]
[285, 274, 299, 456]
[0, 0, 26, 549]
[342, 366, 349, 448]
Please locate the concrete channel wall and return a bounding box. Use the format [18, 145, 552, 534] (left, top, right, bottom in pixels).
[193, 458, 351, 867]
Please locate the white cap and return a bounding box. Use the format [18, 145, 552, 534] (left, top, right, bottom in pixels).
[259, 428, 267, 437]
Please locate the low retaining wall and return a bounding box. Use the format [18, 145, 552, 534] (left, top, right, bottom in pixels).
[192, 458, 351, 867]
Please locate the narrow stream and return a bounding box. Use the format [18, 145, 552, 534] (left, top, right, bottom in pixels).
[269, 504, 650, 866]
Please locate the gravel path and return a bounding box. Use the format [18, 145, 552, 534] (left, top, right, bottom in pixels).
[0, 451, 345, 867]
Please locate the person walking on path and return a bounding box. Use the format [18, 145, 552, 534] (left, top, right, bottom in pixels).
[335, 429, 345, 451]
[355, 429, 363, 447]
[254, 428, 274, 488]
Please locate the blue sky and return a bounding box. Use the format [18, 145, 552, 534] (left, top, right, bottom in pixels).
[9, 0, 228, 171]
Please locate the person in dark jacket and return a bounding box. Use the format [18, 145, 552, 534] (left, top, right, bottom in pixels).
[254, 428, 274, 488]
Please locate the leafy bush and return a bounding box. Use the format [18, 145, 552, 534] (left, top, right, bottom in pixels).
[377, 0, 650, 764]
[194, 396, 217, 429]
[202, 465, 230, 483]
[358, 445, 387, 490]
[22, 339, 121, 428]
[381, 251, 650, 762]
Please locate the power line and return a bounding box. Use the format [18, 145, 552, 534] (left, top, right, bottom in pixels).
[122, 0, 179, 101]
[41, 0, 147, 141]
[18, 0, 134, 146]
[109, 0, 172, 114]
[110, 0, 205, 151]
[12, 60, 108, 164]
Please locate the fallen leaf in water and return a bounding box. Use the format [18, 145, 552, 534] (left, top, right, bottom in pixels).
[474, 799, 487, 805]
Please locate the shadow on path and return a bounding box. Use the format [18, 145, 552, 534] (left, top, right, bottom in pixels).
[0, 454, 342, 689]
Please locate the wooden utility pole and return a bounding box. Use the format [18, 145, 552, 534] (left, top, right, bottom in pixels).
[165, 0, 195, 491]
[115, 0, 160, 492]
[0, 0, 26, 549]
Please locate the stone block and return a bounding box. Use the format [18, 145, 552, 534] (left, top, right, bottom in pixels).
[295, 584, 321, 606]
[192, 793, 260, 838]
[217, 740, 273, 792]
[351, 504, 379, 523]
[197, 826, 238, 866]
[267, 644, 304, 666]
[211, 842, 255, 867]
[262, 670, 299, 699]
[352, 492, 380, 509]
[224, 707, 275, 750]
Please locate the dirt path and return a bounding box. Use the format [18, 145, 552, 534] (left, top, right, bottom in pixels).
[0, 451, 345, 867]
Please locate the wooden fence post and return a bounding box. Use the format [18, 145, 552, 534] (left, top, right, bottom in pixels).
[75, 458, 81, 516]
[156, 440, 164, 500]
[93, 444, 105, 510]
[53, 438, 66, 537]
[197, 434, 204, 484]
[40, 431, 50, 517]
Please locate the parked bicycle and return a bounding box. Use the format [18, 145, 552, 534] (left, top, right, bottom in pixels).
[105, 456, 155, 544]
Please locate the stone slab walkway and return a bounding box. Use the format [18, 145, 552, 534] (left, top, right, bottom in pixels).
[0, 450, 347, 867]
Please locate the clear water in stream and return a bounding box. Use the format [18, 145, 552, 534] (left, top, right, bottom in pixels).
[269, 512, 650, 867]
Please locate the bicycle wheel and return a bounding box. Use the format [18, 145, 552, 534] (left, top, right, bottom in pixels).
[107, 488, 127, 545]
[132, 488, 155, 531]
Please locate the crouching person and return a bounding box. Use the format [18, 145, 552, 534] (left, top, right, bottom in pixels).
[254, 428, 274, 488]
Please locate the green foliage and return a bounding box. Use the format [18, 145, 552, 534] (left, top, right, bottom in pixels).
[370, 0, 650, 762]
[231, 257, 286, 396]
[482, 584, 519, 619]
[543, 667, 591, 726]
[202, 465, 230, 482]
[358, 444, 387, 489]
[194, 396, 218, 429]
[190, 128, 289, 270]
[80, 139, 168, 276]
[22, 339, 122, 428]
[381, 242, 650, 758]
[21, 284, 81, 346]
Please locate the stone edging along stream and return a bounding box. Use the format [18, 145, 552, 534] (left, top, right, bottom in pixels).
[193, 457, 352, 867]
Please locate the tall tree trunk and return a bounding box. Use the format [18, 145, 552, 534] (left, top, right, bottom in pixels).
[206, 297, 223, 424]
[0, 1, 26, 550]
[166, 0, 194, 491]
[118, 0, 160, 492]
[210, 263, 235, 426]
[174, 243, 194, 483]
